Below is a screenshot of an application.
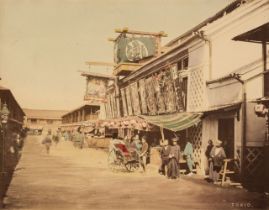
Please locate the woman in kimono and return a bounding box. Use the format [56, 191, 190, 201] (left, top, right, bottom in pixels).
[167, 138, 181, 179]
[183, 139, 194, 176]
[209, 140, 226, 184]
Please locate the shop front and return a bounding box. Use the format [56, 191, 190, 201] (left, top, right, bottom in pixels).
[233, 22, 269, 191]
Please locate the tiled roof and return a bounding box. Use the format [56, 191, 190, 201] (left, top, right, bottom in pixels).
[62, 103, 100, 117]
[23, 109, 68, 120]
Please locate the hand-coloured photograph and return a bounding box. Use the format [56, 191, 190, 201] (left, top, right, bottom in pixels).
[0, 0, 268, 209]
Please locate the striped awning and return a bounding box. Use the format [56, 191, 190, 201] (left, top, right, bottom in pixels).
[139, 112, 202, 132]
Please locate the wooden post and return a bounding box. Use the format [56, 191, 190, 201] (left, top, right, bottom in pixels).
[114, 76, 122, 118]
[262, 40, 268, 97]
[156, 36, 161, 56]
[160, 126, 164, 145]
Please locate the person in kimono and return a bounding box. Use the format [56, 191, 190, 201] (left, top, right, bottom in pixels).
[131, 134, 142, 153]
[205, 139, 214, 176]
[167, 138, 181, 179]
[209, 140, 226, 184]
[159, 139, 171, 176]
[42, 130, 52, 154]
[139, 136, 149, 172]
[108, 133, 121, 164]
[183, 139, 195, 176]
[73, 127, 85, 149]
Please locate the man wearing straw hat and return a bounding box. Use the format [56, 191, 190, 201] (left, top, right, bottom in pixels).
[209, 139, 226, 184]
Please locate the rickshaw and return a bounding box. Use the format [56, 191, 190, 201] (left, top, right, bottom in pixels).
[108, 140, 140, 172]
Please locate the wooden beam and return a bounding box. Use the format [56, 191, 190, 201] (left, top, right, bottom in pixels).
[85, 61, 115, 67]
[108, 38, 116, 42]
[114, 28, 168, 37]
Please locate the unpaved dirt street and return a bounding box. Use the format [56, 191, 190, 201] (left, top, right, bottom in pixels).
[4, 136, 268, 210]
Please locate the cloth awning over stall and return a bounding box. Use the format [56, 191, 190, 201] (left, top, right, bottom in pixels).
[139, 112, 202, 132]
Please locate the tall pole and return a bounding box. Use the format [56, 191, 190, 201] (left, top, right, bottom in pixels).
[242, 85, 247, 181]
[262, 40, 268, 97]
[0, 124, 6, 208]
[232, 74, 246, 181]
[114, 76, 121, 118]
[0, 125, 3, 208]
[262, 38, 269, 193]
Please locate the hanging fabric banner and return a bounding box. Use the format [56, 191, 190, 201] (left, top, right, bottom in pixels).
[112, 92, 118, 118]
[107, 94, 113, 119]
[120, 88, 128, 117]
[153, 72, 166, 114]
[138, 79, 148, 114]
[130, 82, 141, 115]
[105, 103, 110, 119]
[170, 64, 186, 111]
[109, 94, 115, 118]
[145, 76, 157, 115]
[163, 70, 176, 113]
[126, 86, 133, 116]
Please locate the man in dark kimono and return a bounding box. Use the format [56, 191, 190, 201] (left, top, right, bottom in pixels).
[205, 139, 214, 176]
[159, 139, 171, 176]
[167, 138, 181, 179]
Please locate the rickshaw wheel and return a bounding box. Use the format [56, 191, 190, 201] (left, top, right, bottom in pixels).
[125, 160, 139, 172]
[108, 150, 125, 172]
[107, 150, 117, 170]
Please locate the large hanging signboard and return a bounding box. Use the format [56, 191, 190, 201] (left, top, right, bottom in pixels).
[85, 77, 107, 103]
[114, 35, 157, 63]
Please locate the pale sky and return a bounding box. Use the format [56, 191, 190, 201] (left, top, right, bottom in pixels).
[0, 0, 233, 110]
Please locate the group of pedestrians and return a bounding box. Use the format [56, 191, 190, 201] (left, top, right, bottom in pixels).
[125, 134, 149, 172]
[42, 127, 87, 154]
[159, 138, 195, 179]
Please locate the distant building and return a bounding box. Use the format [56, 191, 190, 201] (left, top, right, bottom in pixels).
[61, 65, 114, 132]
[24, 108, 68, 133]
[0, 86, 25, 128]
[0, 85, 25, 207]
[62, 103, 100, 124]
